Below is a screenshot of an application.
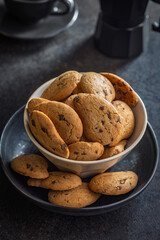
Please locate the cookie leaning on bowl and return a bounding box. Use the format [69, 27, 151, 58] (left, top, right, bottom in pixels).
[29, 100, 83, 145]
[109, 100, 135, 146]
[29, 110, 69, 158]
[27, 98, 50, 114]
[100, 72, 138, 107]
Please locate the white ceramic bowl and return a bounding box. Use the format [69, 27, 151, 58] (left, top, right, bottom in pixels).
[24, 78, 147, 178]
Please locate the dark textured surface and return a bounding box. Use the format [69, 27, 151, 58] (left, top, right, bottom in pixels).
[0, 0, 160, 239]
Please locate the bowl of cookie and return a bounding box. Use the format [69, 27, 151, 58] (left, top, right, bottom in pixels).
[24, 71, 147, 178]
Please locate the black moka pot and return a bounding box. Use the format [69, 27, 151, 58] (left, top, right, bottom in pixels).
[94, 0, 150, 58]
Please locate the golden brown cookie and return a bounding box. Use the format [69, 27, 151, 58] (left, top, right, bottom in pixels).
[29, 110, 69, 158]
[41, 71, 82, 101]
[27, 98, 49, 114]
[73, 93, 123, 146]
[112, 100, 135, 141]
[68, 141, 104, 161]
[10, 154, 49, 179]
[99, 140, 127, 159]
[32, 101, 83, 145]
[89, 171, 138, 195]
[27, 171, 82, 190]
[80, 72, 115, 102]
[100, 72, 138, 107]
[48, 182, 101, 208]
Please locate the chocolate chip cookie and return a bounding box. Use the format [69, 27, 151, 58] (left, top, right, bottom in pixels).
[99, 140, 127, 159]
[100, 72, 138, 107]
[68, 141, 104, 161]
[27, 171, 82, 190]
[32, 101, 83, 145]
[73, 93, 123, 146]
[29, 110, 69, 158]
[80, 72, 115, 102]
[41, 71, 82, 101]
[89, 171, 138, 195]
[11, 154, 49, 179]
[48, 182, 101, 208]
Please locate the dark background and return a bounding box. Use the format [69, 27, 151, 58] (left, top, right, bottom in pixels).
[0, 0, 160, 239]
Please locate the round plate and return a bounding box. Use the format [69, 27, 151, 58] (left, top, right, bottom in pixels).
[0, 1, 78, 40]
[0, 106, 159, 216]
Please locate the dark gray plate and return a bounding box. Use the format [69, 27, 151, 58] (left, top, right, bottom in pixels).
[0, 106, 159, 216]
[0, 1, 78, 40]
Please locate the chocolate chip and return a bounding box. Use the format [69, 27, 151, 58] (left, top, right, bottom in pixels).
[61, 144, 67, 151]
[116, 88, 122, 93]
[63, 176, 66, 179]
[99, 106, 104, 110]
[30, 167, 33, 171]
[123, 92, 127, 95]
[103, 89, 108, 96]
[101, 120, 104, 125]
[111, 137, 113, 141]
[95, 150, 98, 154]
[99, 129, 103, 133]
[81, 152, 87, 155]
[52, 147, 56, 151]
[57, 81, 64, 87]
[64, 193, 68, 195]
[35, 165, 39, 167]
[117, 186, 122, 190]
[52, 180, 57, 184]
[116, 117, 120, 123]
[41, 127, 48, 134]
[74, 152, 79, 155]
[119, 179, 126, 184]
[31, 120, 36, 127]
[110, 90, 112, 94]
[26, 163, 31, 169]
[107, 113, 111, 120]
[59, 114, 65, 121]
[73, 96, 79, 103]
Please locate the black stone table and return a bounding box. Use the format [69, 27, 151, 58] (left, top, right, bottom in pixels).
[0, 0, 160, 239]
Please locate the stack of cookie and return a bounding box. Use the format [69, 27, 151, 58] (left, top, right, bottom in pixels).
[10, 72, 139, 208]
[11, 154, 138, 208]
[27, 71, 138, 161]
